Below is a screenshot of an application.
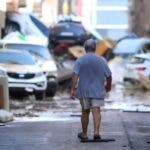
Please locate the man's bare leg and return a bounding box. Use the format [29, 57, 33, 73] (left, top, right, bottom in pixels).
[91, 107, 101, 135]
[81, 109, 90, 137]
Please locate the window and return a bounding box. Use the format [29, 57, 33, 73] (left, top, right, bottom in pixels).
[92, 0, 129, 39]
[97, 0, 128, 6]
[97, 29, 128, 39]
[51, 22, 86, 37]
[96, 11, 128, 24]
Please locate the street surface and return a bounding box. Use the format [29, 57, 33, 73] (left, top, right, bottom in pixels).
[0, 111, 149, 150]
[0, 84, 150, 150]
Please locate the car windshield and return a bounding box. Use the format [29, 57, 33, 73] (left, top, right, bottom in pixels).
[5, 44, 51, 59]
[0, 51, 35, 65]
[51, 22, 86, 36]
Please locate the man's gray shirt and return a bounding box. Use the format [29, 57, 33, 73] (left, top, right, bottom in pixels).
[73, 53, 111, 99]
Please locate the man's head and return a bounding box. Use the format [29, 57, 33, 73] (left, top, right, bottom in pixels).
[84, 39, 96, 52]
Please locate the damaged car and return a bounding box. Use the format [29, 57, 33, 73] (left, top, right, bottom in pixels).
[48, 17, 102, 56]
[5, 43, 58, 97]
[3, 11, 49, 38]
[0, 38, 58, 97]
[123, 53, 150, 89]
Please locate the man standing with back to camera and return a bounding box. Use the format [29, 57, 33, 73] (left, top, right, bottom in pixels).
[70, 39, 112, 140]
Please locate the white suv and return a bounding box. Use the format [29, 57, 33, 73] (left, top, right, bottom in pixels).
[1, 40, 58, 97]
[0, 49, 47, 100]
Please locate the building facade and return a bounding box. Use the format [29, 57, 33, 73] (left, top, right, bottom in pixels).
[91, 0, 129, 39]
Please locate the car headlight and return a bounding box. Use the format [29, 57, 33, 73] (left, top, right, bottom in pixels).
[0, 70, 6, 76]
[0, 67, 7, 77]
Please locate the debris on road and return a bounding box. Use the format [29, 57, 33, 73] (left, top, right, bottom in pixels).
[0, 109, 13, 122]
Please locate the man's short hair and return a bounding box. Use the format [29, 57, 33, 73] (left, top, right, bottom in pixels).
[84, 39, 96, 52]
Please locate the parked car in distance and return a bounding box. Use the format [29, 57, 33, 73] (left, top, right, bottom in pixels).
[0, 49, 47, 100]
[113, 37, 150, 58]
[2, 42, 58, 97]
[123, 53, 150, 89]
[4, 11, 49, 38]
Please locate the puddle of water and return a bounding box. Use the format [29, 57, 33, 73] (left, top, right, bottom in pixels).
[14, 111, 80, 122]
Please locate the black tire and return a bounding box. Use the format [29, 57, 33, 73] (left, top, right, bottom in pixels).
[46, 88, 57, 97]
[35, 91, 45, 101]
[46, 82, 57, 97]
[9, 90, 28, 99]
[5, 22, 20, 35]
[45, 80, 57, 97]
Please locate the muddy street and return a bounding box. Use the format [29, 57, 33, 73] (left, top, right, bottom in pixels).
[9, 83, 150, 122]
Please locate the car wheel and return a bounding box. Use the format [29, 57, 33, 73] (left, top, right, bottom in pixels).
[5, 22, 20, 35]
[35, 91, 45, 101]
[46, 84, 57, 97]
[46, 88, 57, 97]
[46, 80, 57, 97]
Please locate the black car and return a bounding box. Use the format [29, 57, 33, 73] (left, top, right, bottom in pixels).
[48, 18, 101, 55]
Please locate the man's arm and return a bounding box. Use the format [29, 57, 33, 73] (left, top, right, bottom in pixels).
[105, 75, 112, 92]
[70, 73, 79, 99]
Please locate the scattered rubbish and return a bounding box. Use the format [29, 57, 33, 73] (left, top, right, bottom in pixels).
[139, 75, 150, 90]
[0, 109, 13, 123]
[68, 45, 85, 58]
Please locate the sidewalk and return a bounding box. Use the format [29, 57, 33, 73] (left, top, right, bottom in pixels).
[0, 110, 149, 150]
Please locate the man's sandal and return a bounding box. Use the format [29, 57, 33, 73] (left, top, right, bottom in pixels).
[93, 134, 101, 140]
[78, 132, 88, 140]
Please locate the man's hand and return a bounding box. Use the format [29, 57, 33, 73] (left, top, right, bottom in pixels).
[105, 85, 111, 92]
[70, 89, 76, 100]
[70, 73, 79, 100]
[105, 76, 112, 92]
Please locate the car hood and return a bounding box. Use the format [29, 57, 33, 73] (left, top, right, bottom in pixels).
[37, 59, 58, 72]
[0, 64, 41, 74]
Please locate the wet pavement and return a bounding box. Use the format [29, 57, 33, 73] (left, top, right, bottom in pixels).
[0, 81, 150, 150]
[105, 84, 150, 112]
[9, 83, 150, 121]
[0, 111, 150, 150]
